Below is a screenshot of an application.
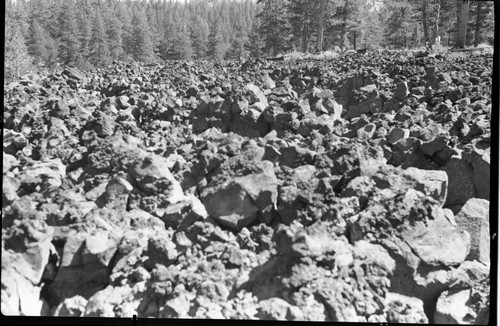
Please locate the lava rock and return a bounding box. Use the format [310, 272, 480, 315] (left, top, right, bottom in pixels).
[455, 198, 490, 265]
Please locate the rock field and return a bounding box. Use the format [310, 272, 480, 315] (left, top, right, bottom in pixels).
[2, 49, 492, 323]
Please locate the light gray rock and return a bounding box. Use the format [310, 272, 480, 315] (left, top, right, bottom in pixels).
[357, 123, 376, 140]
[23, 158, 66, 195]
[163, 292, 191, 317]
[385, 292, 428, 323]
[401, 208, 470, 267]
[404, 167, 448, 206]
[84, 285, 134, 317]
[455, 198, 490, 265]
[246, 83, 269, 108]
[3, 175, 20, 203]
[434, 288, 474, 324]
[3, 152, 19, 173]
[1, 266, 44, 316]
[258, 297, 297, 320]
[54, 295, 88, 316]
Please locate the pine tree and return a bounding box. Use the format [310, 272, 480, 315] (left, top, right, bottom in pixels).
[470, 0, 493, 47]
[131, 9, 156, 63]
[257, 0, 292, 56]
[145, 2, 162, 58]
[227, 4, 250, 60]
[117, 3, 135, 61]
[287, 0, 317, 53]
[209, 17, 230, 60]
[479, 1, 495, 45]
[27, 19, 49, 66]
[5, 16, 32, 80]
[76, 6, 93, 64]
[381, 0, 418, 49]
[172, 11, 195, 61]
[245, 17, 265, 59]
[159, 6, 177, 60]
[358, 4, 384, 50]
[27, 18, 58, 68]
[58, 0, 81, 65]
[191, 13, 210, 59]
[90, 9, 111, 67]
[107, 15, 125, 60]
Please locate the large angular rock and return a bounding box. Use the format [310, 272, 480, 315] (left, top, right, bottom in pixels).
[403, 167, 448, 206]
[455, 198, 490, 265]
[246, 83, 269, 108]
[400, 214, 470, 267]
[84, 285, 135, 317]
[434, 288, 475, 324]
[201, 161, 277, 231]
[3, 216, 55, 285]
[54, 295, 88, 316]
[48, 230, 123, 301]
[386, 128, 410, 144]
[440, 158, 476, 207]
[470, 149, 490, 200]
[258, 297, 303, 320]
[1, 266, 44, 316]
[3, 152, 19, 173]
[128, 154, 186, 203]
[22, 158, 66, 195]
[385, 292, 428, 323]
[419, 136, 448, 157]
[3, 129, 28, 154]
[347, 91, 383, 119]
[393, 81, 410, 101]
[356, 123, 376, 140]
[160, 194, 208, 229]
[3, 174, 20, 203]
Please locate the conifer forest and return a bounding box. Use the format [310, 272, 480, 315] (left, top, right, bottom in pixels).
[4, 0, 495, 78]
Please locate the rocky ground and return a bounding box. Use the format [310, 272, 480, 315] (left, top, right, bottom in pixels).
[2, 49, 492, 323]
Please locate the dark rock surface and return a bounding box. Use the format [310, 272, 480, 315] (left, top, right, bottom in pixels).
[2, 51, 492, 322]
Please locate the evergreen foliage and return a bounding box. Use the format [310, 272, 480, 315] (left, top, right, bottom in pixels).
[90, 9, 112, 67]
[27, 19, 58, 67]
[5, 16, 32, 80]
[3, 0, 495, 76]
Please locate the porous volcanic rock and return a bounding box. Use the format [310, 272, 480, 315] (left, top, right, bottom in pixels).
[1, 50, 492, 322]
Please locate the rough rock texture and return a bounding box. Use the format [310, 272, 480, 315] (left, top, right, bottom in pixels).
[455, 198, 490, 265]
[2, 50, 491, 322]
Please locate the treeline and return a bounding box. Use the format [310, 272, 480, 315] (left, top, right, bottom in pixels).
[4, 0, 494, 79]
[259, 0, 494, 55]
[5, 0, 258, 73]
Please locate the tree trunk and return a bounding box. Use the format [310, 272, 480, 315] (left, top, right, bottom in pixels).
[402, 8, 407, 48]
[339, 24, 346, 51]
[429, 0, 441, 47]
[474, 1, 483, 47]
[456, 0, 469, 48]
[422, 0, 429, 46]
[316, 0, 327, 52]
[301, 22, 308, 53]
[339, 0, 348, 51]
